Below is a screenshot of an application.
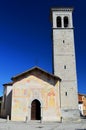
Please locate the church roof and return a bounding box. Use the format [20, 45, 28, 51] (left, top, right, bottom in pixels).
[3, 82, 13, 86]
[11, 66, 61, 81]
[78, 93, 86, 97]
[3, 66, 61, 86]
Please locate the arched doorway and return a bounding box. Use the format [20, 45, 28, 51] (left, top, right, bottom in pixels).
[31, 99, 41, 120]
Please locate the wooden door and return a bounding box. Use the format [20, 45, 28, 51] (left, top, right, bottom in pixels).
[31, 99, 41, 120]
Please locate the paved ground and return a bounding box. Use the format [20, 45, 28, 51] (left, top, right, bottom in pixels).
[0, 118, 86, 130]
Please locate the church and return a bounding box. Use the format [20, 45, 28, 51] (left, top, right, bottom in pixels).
[1, 8, 80, 122]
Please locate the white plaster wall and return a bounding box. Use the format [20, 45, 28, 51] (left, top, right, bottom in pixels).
[78, 103, 83, 115]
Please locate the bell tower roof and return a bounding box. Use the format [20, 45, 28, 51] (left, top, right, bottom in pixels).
[51, 7, 74, 12]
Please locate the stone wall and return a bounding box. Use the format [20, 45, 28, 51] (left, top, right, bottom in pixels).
[52, 8, 79, 120]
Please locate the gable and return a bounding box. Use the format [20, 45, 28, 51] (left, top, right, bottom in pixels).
[11, 67, 61, 82]
[3, 67, 61, 88]
[12, 70, 60, 100]
[13, 69, 58, 88]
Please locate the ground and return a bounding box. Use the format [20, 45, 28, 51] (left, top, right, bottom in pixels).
[0, 118, 86, 130]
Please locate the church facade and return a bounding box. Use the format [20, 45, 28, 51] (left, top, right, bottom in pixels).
[1, 8, 79, 121]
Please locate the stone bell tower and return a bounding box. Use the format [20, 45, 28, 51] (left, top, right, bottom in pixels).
[51, 8, 79, 120]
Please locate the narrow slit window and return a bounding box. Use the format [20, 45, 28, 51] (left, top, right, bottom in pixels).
[64, 16, 69, 28]
[64, 65, 66, 69]
[63, 40, 65, 43]
[65, 92, 67, 96]
[57, 16, 62, 27]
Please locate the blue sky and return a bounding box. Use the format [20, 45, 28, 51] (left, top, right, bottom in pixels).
[0, 0, 86, 96]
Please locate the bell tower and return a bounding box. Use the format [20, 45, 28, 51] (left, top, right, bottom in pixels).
[51, 8, 79, 120]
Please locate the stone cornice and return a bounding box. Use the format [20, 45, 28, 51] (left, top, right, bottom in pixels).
[51, 8, 74, 12]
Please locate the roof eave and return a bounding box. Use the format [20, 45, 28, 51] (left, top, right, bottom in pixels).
[11, 66, 61, 81]
[3, 82, 13, 87]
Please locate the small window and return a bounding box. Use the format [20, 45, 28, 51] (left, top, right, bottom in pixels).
[64, 65, 66, 69]
[63, 40, 65, 43]
[65, 92, 67, 96]
[64, 16, 69, 28]
[56, 16, 62, 27]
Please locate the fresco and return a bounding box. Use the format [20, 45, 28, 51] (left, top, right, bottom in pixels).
[12, 74, 60, 121]
[12, 99, 21, 114]
[13, 88, 30, 97]
[48, 88, 56, 107]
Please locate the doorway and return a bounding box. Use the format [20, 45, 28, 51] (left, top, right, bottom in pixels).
[31, 99, 41, 120]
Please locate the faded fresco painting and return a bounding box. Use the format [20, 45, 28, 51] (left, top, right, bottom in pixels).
[11, 70, 61, 121]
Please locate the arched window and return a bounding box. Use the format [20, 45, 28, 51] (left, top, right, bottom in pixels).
[64, 16, 69, 28]
[56, 16, 62, 27]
